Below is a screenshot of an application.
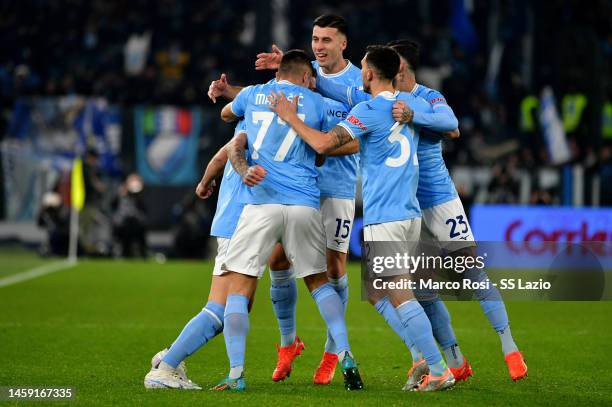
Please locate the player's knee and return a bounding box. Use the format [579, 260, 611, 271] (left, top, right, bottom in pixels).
[303, 272, 328, 292]
[326, 250, 347, 279]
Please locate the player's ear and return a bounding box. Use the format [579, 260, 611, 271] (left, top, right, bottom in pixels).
[340, 35, 347, 52]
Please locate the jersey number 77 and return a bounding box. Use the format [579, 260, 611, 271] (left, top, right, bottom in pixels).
[251, 112, 306, 161]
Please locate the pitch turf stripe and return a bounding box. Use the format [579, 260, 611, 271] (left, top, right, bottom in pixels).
[0, 260, 76, 288]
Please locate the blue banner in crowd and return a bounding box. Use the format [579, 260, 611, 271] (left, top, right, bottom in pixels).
[134, 106, 201, 185]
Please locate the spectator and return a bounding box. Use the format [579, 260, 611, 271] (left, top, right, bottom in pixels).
[112, 174, 148, 258]
[37, 192, 70, 256]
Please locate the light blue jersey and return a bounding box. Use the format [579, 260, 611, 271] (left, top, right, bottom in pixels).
[312, 60, 362, 199]
[210, 121, 247, 238]
[411, 84, 458, 209]
[316, 77, 459, 209]
[230, 80, 329, 209]
[337, 91, 431, 226]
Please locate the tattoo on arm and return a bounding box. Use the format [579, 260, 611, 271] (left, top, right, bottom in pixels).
[226, 134, 249, 178]
[329, 126, 353, 149]
[401, 106, 414, 123]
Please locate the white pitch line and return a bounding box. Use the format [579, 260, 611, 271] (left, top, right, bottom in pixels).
[0, 260, 77, 288]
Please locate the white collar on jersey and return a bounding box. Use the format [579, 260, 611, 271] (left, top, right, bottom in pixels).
[317, 60, 353, 78]
[276, 79, 294, 85]
[378, 90, 400, 100]
[410, 83, 419, 94]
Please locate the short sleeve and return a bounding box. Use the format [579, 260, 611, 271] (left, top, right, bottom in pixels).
[336, 102, 374, 140]
[234, 119, 246, 135]
[230, 86, 252, 117]
[426, 89, 452, 111]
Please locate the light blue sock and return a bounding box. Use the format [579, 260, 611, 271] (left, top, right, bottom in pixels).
[162, 301, 224, 368]
[421, 299, 464, 368]
[468, 268, 518, 353]
[374, 296, 422, 362]
[224, 294, 250, 374]
[396, 300, 445, 376]
[311, 283, 350, 354]
[270, 269, 297, 346]
[324, 274, 349, 354]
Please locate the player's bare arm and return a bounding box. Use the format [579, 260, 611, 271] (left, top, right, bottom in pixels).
[269, 91, 352, 154]
[255, 44, 284, 71]
[226, 133, 267, 187]
[220, 101, 239, 123]
[196, 142, 232, 199]
[328, 139, 359, 156]
[208, 73, 243, 103]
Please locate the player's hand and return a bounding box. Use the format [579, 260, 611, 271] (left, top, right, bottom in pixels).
[255, 44, 283, 70]
[243, 165, 267, 187]
[207, 73, 228, 103]
[443, 128, 461, 139]
[392, 100, 414, 124]
[195, 180, 216, 199]
[268, 91, 298, 122]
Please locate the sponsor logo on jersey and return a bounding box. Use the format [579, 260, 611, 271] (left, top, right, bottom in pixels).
[429, 97, 447, 105]
[347, 115, 367, 131]
[327, 109, 349, 119]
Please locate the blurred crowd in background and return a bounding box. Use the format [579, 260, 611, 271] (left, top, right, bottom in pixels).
[0, 0, 611, 256]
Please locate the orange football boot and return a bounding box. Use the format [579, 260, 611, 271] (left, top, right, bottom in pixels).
[271, 336, 305, 382]
[449, 358, 473, 382]
[313, 352, 338, 385]
[505, 351, 528, 381]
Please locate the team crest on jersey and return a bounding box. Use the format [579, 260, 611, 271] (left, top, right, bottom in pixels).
[347, 115, 367, 131]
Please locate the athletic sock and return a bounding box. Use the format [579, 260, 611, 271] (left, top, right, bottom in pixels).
[421, 298, 464, 368]
[162, 301, 224, 368]
[311, 283, 350, 353]
[325, 274, 349, 354]
[467, 267, 519, 355]
[498, 325, 519, 355]
[396, 300, 444, 374]
[443, 345, 464, 369]
[224, 294, 249, 378]
[374, 296, 423, 362]
[269, 269, 297, 347]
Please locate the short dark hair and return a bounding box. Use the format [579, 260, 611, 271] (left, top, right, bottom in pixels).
[313, 14, 347, 36]
[278, 49, 316, 77]
[387, 39, 420, 71]
[365, 45, 400, 81]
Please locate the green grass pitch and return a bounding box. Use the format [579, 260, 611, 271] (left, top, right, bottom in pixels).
[1, 255, 611, 406]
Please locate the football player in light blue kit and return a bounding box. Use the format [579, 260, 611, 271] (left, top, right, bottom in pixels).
[315, 39, 527, 383]
[144, 121, 254, 390]
[214, 50, 363, 392]
[212, 14, 363, 383]
[270, 45, 457, 392]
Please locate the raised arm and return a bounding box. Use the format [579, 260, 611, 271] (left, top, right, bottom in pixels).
[269, 92, 353, 155]
[254, 44, 284, 71]
[316, 75, 370, 108]
[225, 133, 267, 187]
[207, 73, 244, 103]
[392, 100, 459, 135]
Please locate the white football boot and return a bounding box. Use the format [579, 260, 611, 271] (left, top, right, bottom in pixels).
[144, 349, 201, 390]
